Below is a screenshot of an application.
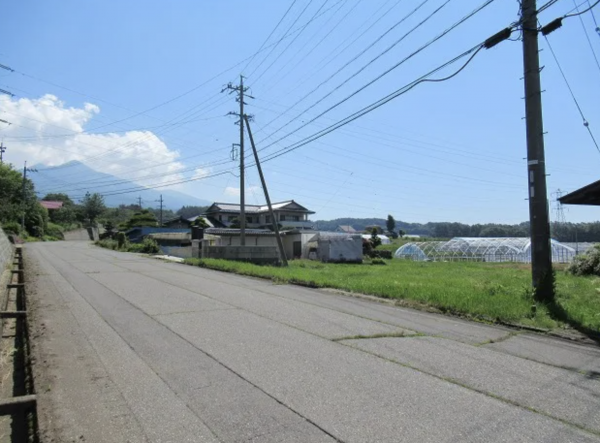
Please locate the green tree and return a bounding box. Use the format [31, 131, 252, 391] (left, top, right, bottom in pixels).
[124, 210, 158, 229]
[81, 192, 106, 226]
[177, 205, 208, 219]
[0, 163, 47, 235]
[229, 217, 241, 229]
[386, 215, 396, 233]
[398, 229, 406, 238]
[193, 217, 210, 228]
[369, 227, 382, 249]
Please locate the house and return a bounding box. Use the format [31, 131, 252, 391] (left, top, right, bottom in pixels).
[161, 216, 193, 229]
[203, 200, 315, 230]
[39, 201, 64, 210]
[337, 225, 356, 233]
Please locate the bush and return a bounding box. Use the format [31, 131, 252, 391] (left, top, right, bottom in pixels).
[567, 245, 600, 276]
[139, 238, 160, 254]
[1, 222, 21, 235]
[46, 222, 64, 240]
[371, 258, 387, 265]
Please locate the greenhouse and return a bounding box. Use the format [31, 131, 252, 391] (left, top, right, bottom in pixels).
[394, 237, 578, 263]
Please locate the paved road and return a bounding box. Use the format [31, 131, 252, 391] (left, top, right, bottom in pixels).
[27, 242, 600, 443]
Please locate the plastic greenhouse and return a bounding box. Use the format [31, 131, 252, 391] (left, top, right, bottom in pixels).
[394, 237, 578, 263]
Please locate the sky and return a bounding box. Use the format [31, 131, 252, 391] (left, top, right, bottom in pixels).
[1, 0, 600, 224]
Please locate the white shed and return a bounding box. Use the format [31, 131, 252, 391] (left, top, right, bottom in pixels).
[317, 233, 363, 263]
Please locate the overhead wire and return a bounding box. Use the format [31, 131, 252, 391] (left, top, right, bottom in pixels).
[570, 0, 600, 75]
[276, 0, 406, 100]
[258, 0, 496, 150]
[242, 0, 299, 73]
[261, 0, 359, 92]
[258, 0, 432, 134]
[541, 28, 600, 154]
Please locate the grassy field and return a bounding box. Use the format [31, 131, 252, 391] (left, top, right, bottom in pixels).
[184, 258, 600, 334]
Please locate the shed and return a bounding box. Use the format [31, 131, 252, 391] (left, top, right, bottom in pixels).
[317, 233, 363, 263]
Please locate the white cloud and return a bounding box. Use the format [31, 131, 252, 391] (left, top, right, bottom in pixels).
[0, 94, 185, 187]
[192, 167, 212, 180]
[224, 185, 261, 197]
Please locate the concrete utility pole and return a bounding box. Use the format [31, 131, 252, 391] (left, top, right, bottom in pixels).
[223, 76, 253, 246]
[244, 115, 288, 267]
[521, 0, 553, 301]
[21, 162, 27, 232]
[0, 142, 6, 165]
[156, 195, 164, 227]
[137, 196, 143, 210]
[239, 75, 246, 246]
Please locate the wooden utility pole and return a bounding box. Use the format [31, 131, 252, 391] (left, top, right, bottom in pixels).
[522, 0, 553, 301]
[244, 115, 288, 267]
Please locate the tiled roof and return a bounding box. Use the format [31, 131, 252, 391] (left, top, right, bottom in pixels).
[207, 200, 314, 214]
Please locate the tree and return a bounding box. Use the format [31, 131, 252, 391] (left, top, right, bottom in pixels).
[193, 217, 209, 228]
[0, 163, 46, 235]
[81, 192, 106, 225]
[177, 205, 208, 219]
[229, 217, 241, 229]
[398, 229, 406, 238]
[386, 215, 396, 233]
[369, 227, 382, 249]
[124, 210, 158, 229]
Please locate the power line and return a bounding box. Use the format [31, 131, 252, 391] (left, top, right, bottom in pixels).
[246, 0, 316, 80]
[258, 0, 433, 135]
[259, 0, 496, 150]
[276, 0, 406, 101]
[250, 1, 333, 86]
[570, 0, 600, 74]
[260, 44, 486, 164]
[262, 0, 357, 91]
[242, 0, 299, 73]
[541, 30, 600, 154]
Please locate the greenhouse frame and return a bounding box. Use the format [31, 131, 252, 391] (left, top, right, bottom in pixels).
[394, 237, 579, 263]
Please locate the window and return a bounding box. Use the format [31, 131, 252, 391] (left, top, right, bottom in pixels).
[280, 215, 286, 221]
[246, 216, 253, 224]
[292, 215, 300, 222]
[266, 215, 271, 223]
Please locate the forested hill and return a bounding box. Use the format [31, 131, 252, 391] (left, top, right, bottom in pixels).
[314, 218, 600, 242]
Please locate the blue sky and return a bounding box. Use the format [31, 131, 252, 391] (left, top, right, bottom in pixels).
[1, 0, 600, 224]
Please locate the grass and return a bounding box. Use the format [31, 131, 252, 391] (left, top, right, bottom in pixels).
[183, 258, 600, 334]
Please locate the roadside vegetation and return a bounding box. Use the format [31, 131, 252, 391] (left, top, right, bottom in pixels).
[95, 235, 160, 254]
[183, 257, 600, 334]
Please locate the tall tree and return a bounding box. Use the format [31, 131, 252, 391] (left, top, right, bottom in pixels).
[81, 192, 106, 225]
[386, 215, 396, 233]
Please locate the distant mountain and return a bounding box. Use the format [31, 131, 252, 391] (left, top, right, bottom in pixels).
[31, 161, 211, 210]
[314, 218, 431, 235]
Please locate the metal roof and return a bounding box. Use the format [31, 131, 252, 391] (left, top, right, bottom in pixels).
[559, 179, 600, 206]
[39, 201, 64, 210]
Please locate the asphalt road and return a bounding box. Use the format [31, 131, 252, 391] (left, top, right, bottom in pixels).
[27, 241, 600, 443]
